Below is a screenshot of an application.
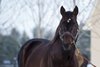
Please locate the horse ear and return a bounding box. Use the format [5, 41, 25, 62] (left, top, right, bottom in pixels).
[60, 6, 65, 16]
[73, 6, 78, 16]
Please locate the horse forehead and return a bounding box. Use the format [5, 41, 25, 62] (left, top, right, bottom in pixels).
[65, 11, 73, 18]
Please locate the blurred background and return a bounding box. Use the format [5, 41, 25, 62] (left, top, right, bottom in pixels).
[0, 0, 100, 67]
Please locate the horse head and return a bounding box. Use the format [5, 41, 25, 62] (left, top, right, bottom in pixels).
[57, 6, 79, 41]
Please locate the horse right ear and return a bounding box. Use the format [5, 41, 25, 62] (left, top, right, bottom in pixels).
[73, 6, 78, 16]
[60, 6, 65, 16]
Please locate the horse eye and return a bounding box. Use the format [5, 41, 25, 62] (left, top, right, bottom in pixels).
[67, 18, 71, 23]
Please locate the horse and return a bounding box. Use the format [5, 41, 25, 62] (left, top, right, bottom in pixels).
[17, 6, 79, 67]
[25, 31, 78, 67]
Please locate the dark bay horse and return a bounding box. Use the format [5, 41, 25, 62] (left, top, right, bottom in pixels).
[25, 31, 78, 67]
[18, 6, 79, 67]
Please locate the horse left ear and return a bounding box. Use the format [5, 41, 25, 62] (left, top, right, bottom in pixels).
[73, 6, 78, 16]
[60, 6, 65, 16]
